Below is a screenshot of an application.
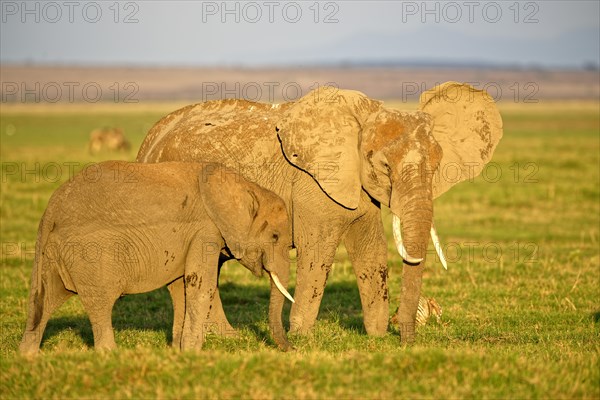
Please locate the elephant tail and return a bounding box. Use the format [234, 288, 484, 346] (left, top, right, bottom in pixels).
[419, 81, 504, 199]
[19, 199, 69, 355]
[24, 209, 55, 333]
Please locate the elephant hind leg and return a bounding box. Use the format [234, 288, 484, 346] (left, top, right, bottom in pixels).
[19, 265, 73, 355]
[78, 289, 119, 351]
[344, 212, 390, 336]
[167, 277, 185, 349]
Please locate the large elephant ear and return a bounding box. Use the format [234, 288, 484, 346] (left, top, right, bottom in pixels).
[277, 86, 381, 209]
[199, 164, 258, 259]
[420, 82, 503, 198]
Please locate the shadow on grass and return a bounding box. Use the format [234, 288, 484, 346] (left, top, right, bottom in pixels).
[42, 280, 365, 348]
[321, 280, 365, 333]
[43, 287, 175, 348]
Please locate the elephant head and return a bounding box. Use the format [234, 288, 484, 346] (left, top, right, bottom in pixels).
[276, 83, 503, 341]
[199, 163, 294, 350]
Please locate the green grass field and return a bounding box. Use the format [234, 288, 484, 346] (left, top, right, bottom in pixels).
[1, 102, 599, 399]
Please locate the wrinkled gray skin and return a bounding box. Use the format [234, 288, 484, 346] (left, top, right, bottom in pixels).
[136, 84, 502, 342]
[19, 161, 292, 354]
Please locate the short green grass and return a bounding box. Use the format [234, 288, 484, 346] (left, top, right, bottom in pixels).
[1, 102, 599, 399]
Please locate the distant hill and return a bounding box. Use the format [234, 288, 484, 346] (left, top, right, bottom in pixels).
[1, 65, 598, 103]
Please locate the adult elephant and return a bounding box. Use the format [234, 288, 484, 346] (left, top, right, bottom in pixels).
[137, 82, 503, 342]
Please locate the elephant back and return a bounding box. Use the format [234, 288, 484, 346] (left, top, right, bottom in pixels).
[136, 99, 290, 165]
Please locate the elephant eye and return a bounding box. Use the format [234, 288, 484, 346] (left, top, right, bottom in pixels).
[272, 233, 279, 243]
[383, 162, 392, 175]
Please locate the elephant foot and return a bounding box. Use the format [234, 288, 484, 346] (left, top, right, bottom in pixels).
[180, 334, 204, 351]
[288, 320, 315, 337]
[18, 344, 39, 358]
[363, 318, 388, 337]
[276, 339, 295, 352]
[220, 324, 240, 338]
[19, 333, 41, 357]
[93, 334, 118, 352]
[203, 319, 240, 338]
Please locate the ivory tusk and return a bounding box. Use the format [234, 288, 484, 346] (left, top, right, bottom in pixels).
[270, 272, 295, 303]
[430, 224, 448, 270]
[392, 214, 424, 264]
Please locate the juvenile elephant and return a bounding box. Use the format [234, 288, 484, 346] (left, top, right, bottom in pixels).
[19, 161, 294, 354]
[136, 82, 503, 342]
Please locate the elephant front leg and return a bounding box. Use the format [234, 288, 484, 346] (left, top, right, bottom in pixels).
[344, 213, 390, 336]
[180, 242, 220, 350]
[168, 276, 237, 348]
[289, 235, 339, 335]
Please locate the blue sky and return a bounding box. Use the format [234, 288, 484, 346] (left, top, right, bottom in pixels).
[1, 1, 599, 68]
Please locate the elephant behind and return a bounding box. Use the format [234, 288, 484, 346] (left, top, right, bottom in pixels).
[19, 161, 294, 354]
[136, 82, 503, 342]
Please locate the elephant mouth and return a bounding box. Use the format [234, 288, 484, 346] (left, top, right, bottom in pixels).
[269, 271, 295, 303]
[391, 214, 448, 269]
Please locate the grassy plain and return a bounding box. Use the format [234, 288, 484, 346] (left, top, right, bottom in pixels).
[0, 101, 598, 399]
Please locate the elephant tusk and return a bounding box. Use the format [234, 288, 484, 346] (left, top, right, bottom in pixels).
[430, 224, 448, 270]
[270, 272, 295, 303]
[392, 214, 424, 264]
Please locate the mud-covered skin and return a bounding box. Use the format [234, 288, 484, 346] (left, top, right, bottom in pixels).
[137, 83, 503, 342]
[19, 162, 293, 353]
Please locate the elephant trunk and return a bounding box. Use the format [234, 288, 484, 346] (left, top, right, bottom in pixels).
[390, 164, 433, 343]
[268, 262, 293, 351]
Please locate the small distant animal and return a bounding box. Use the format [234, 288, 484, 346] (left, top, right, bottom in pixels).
[415, 297, 443, 326]
[88, 127, 131, 154]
